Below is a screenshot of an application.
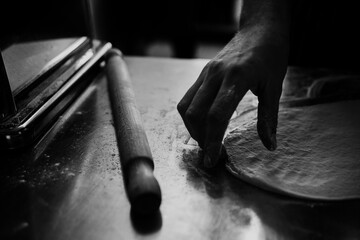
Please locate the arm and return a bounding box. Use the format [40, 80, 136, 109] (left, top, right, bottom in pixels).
[177, 0, 292, 167]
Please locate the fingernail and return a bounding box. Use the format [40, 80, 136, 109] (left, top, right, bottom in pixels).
[269, 133, 277, 151]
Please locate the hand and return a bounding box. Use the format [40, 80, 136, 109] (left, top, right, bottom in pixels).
[177, 27, 289, 168]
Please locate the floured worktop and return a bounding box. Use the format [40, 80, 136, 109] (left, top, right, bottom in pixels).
[1, 57, 360, 240]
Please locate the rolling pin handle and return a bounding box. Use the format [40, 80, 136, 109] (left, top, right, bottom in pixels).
[105, 48, 123, 60]
[126, 157, 162, 215]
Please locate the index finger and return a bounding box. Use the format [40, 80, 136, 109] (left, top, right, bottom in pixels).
[203, 81, 248, 168]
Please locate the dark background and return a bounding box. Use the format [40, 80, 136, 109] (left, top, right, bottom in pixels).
[1, 0, 360, 68]
[0, 0, 237, 58]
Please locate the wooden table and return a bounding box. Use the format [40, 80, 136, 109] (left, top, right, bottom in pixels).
[1, 57, 360, 240]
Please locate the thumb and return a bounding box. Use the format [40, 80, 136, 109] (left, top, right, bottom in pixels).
[256, 85, 282, 151]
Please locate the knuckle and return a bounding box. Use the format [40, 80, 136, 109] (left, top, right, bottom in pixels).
[177, 101, 187, 115]
[205, 59, 225, 72]
[185, 108, 200, 123]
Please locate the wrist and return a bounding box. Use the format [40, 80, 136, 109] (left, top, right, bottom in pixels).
[239, 0, 291, 30]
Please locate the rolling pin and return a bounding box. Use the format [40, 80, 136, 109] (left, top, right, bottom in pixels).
[105, 49, 161, 215]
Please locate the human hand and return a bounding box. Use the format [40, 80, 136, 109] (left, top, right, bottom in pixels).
[177, 30, 289, 168]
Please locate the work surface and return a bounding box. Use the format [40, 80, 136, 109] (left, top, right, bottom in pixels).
[1, 57, 360, 240]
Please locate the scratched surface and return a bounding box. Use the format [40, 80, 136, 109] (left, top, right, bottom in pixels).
[1, 57, 360, 240]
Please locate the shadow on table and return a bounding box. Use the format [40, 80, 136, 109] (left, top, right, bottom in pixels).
[130, 209, 163, 235]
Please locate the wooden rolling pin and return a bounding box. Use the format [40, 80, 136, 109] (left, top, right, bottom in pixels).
[105, 49, 161, 215]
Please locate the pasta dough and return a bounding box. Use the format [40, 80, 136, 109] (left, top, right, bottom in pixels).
[224, 100, 360, 200]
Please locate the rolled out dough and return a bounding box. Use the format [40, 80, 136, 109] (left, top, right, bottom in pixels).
[224, 100, 360, 200]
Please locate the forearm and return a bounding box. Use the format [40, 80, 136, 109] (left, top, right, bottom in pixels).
[217, 0, 291, 61]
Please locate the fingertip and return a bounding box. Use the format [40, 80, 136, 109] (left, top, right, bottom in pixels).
[204, 153, 221, 168]
[203, 154, 215, 168]
[203, 143, 227, 168]
[257, 120, 277, 151]
[269, 133, 277, 151]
